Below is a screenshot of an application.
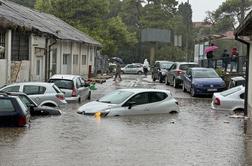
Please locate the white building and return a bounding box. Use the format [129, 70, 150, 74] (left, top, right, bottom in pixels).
[0, 0, 101, 86]
[235, 11, 252, 118]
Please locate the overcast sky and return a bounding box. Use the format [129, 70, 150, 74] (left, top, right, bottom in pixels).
[178, 0, 226, 22]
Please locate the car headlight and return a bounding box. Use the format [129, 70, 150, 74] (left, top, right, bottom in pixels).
[220, 82, 226, 87]
[161, 71, 166, 75]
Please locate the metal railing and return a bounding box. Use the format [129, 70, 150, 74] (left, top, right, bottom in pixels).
[199, 55, 247, 75]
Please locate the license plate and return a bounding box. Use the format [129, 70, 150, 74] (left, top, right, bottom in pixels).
[208, 89, 217, 92]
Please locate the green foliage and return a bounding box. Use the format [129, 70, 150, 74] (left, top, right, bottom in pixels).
[156, 45, 187, 61]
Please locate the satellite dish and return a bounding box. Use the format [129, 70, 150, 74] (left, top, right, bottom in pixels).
[0, 46, 5, 54]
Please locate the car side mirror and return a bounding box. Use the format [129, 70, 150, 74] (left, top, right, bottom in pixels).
[188, 75, 192, 79]
[128, 101, 136, 109]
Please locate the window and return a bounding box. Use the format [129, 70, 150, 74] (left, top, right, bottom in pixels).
[51, 49, 57, 75]
[0, 99, 15, 112]
[82, 55, 87, 65]
[23, 85, 46, 95]
[73, 55, 78, 65]
[36, 59, 40, 76]
[11, 31, 29, 61]
[2, 86, 20, 92]
[63, 54, 69, 65]
[49, 79, 73, 90]
[98, 90, 133, 104]
[149, 92, 167, 103]
[126, 92, 149, 106]
[179, 64, 198, 70]
[0, 31, 5, 59]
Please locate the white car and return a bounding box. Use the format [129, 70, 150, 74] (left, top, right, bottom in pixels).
[121, 64, 143, 74]
[211, 85, 245, 112]
[77, 89, 179, 117]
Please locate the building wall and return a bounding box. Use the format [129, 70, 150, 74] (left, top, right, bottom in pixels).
[51, 40, 96, 78]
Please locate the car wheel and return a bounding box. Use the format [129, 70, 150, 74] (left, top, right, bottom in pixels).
[78, 97, 81, 103]
[42, 103, 57, 108]
[182, 83, 187, 92]
[191, 87, 196, 97]
[137, 71, 143, 75]
[173, 78, 178, 88]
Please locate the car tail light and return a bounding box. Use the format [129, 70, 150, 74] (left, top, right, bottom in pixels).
[72, 88, 77, 97]
[214, 97, 221, 105]
[176, 70, 182, 76]
[18, 115, 27, 127]
[56, 94, 65, 100]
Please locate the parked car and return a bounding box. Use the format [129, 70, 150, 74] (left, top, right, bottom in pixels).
[152, 61, 174, 83]
[211, 85, 244, 112]
[49, 74, 91, 103]
[227, 76, 245, 89]
[182, 67, 226, 97]
[77, 89, 179, 116]
[5, 92, 62, 116]
[0, 92, 30, 127]
[0, 82, 67, 108]
[121, 64, 143, 74]
[165, 62, 199, 88]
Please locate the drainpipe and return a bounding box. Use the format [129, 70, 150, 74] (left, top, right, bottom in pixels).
[235, 35, 250, 117]
[45, 37, 57, 81]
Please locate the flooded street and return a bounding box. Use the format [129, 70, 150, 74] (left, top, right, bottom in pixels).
[0, 75, 245, 166]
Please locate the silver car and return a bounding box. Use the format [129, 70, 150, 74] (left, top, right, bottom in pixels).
[0, 82, 67, 108]
[49, 74, 91, 103]
[121, 64, 143, 74]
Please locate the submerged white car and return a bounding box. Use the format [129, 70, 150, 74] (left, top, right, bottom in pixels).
[211, 85, 245, 112]
[78, 89, 179, 117]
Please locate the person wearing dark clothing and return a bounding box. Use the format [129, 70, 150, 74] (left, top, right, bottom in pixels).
[222, 49, 229, 72]
[113, 63, 122, 81]
[206, 51, 214, 68]
[230, 48, 239, 72]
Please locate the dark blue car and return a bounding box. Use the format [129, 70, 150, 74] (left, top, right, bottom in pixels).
[182, 67, 226, 97]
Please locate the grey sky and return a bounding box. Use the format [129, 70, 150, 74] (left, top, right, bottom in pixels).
[178, 0, 226, 22]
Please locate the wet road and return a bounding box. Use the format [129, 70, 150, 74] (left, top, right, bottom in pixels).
[0, 75, 245, 166]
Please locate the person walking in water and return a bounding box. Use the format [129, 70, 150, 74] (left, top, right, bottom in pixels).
[143, 59, 149, 76]
[222, 49, 229, 72]
[113, 62, 122, 81]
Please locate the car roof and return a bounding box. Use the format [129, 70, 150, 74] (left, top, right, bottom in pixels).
[191, 67, 213, 71]
[3, 82, 54, 86]
[117, 88, 170, 94]
[155, 60, 173, 63]
[231, 76, 245, 81]
[175, 62, 198, 65]
[50, 74, 81, 80]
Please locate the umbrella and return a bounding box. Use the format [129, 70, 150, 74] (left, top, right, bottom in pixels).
[112, 57, 123, 64]
[204, 45, 218, 54]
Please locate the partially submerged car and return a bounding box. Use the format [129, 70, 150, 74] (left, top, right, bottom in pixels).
[5, 92, 62, 116]
[182, 67, 226, 97]
[0, 92, 30, 127]
[211, 85, 244, 112]
[49, 74, 91, 103]
[77, 89, 179, 117]
[227, 76, 245, 89]
[152, 61, 174, 83]
[0, 82, 67, 108]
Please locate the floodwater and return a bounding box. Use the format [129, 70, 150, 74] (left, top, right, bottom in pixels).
[0, 75, 245, 166]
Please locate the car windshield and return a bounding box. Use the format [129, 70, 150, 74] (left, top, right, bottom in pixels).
[49, 79, 73, 90]
[193, 69, 219, 78]
[160, 62, 173, 69]
[220, 86, 242, 97]
[97, 90, 134, 104]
